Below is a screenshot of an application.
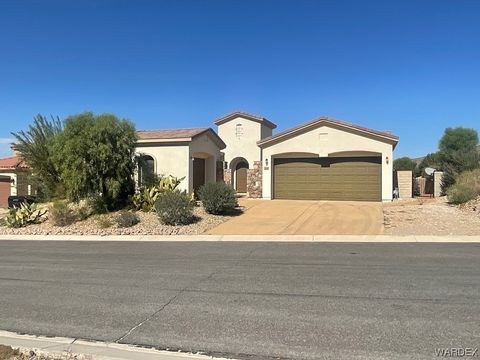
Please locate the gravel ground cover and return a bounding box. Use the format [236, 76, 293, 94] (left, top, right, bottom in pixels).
[0, 206, 238, 236]
[0, 344, 88, 360]
[384, 196, 480, 235]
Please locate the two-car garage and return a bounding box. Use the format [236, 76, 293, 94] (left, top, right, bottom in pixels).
[273, 156, 382, 201]
[258, 116, 398, 202]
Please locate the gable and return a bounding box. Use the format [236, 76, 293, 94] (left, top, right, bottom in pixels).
[258, 116, 398, 148]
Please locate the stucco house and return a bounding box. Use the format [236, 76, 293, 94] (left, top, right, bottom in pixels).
[136, 111, 398, 202]
[0, 110, 398, 206]
[0, 155, 33, 207]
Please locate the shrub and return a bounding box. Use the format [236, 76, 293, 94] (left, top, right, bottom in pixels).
[3, 203, 47, 228]
[199, 182, 237, 215]
[87, 196, 109, 215]
[116, 211, 140, 228]
[447, 169, 480, 204]
[76, 204, 92, 221]
[96, 215, 113, 229]
[413, 177, 421, 197]
[49, 201, 76, 226]
[393, 157, 417, 172]
[155, 190, 194, 225]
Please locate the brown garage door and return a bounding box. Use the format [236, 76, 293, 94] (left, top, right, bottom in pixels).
[273, 157, 382, 201]
[0, 176, 11, 207]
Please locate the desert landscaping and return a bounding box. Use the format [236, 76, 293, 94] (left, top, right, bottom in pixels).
[384, 196, 480, 235]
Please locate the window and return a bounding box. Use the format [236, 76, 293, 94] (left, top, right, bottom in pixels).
[235, 124, 244, 139]
[138, 155, 155, 187]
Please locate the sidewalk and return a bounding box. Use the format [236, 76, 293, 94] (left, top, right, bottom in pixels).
[0, 330, 230, 360]
[0, 234, 479, 242]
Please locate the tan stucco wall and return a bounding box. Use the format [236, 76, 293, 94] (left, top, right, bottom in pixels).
[395, 171, 413, 199]
[136, 133, 223, 193]
[135, 143, 190, 192]
[189, 132, 224, 190]
[218, 116, 270, 168]
[261, 125, 395, 201]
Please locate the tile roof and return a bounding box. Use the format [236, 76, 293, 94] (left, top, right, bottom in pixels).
[136, 128, 209, 140]
[213, 111, 277, 129]
[0, 155, 28, 169]
[258, 116, 399, 147]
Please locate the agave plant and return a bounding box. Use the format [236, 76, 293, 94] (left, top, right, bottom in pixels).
[3, 203, 47, 228]
[130, 175, 186, 212]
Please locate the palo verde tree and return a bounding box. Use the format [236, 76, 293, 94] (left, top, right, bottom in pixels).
[11, 115, 63, 199]
[52, 112, 137, 208]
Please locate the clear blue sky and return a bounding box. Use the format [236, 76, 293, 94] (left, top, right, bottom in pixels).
[1, 0, 479, 158]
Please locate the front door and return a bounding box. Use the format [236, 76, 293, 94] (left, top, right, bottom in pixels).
[236, 166, 248, 193]
[193, 158, 206, 194]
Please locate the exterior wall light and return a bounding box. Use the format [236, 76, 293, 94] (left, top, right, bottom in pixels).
[265, 158, 269, 166]
[386, 156, 389, 164]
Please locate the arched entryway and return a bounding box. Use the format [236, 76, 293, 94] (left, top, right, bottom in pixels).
[230, 157, 249, 193]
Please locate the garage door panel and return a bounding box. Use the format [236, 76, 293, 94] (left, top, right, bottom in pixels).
[273, 157, 381, 201]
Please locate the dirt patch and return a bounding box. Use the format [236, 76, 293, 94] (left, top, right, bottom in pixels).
[0, 206, 240, 236]
[383, 197, 480, 235]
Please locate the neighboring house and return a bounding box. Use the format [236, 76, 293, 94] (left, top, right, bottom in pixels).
[137, 111, 398, 202]
[0, 155, 33, 207]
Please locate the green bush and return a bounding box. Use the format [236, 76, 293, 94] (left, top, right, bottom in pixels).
[116, 211, 140, 228]
[87, 196, 109, 215]
[49, 201, 76, 226]
[3, 203, 47, 228]
[155, 190, 194, 225]
[199, 182, 237, 215]
[447, 169, 480, 204]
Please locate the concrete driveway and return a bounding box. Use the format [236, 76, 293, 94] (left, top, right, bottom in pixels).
[208, 199, 384, 235]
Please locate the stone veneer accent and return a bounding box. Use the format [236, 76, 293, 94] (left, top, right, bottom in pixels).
[247, 161, 262, 198]
[224, 169, 232, 186]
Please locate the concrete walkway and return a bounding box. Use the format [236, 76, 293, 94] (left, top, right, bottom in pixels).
[0, 330, 227, 360]
[208, 200, 385, 235]
[0, 234, 479, 242]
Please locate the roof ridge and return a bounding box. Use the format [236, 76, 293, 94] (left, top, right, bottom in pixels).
[258, 115, 398, 146]
[137, 127, 208, 132]
[213, 110, 277, 129]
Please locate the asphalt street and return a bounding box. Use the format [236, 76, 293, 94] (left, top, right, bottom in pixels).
[0, 241, 479, 360]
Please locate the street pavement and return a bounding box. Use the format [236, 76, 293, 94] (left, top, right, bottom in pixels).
[0, 240, 479, 359]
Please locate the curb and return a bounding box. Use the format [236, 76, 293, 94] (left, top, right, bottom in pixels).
[0, 330, 231, 360]
[0, 234, 480, 242]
